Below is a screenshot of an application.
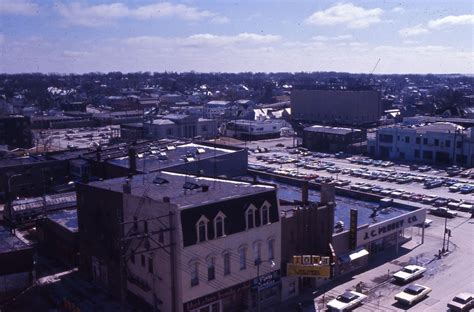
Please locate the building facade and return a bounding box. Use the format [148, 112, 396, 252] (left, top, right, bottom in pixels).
[144, 115, 218, 140]
[368, 122, 474, 166]
[303, 125, 364, 152]
[76, 172, 282, 312]
[291, 87, 381, 126]
[222, 119, 291, 141]
[0, 115, 32, 149]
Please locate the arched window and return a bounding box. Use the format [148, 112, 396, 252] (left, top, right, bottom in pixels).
[196, 215, 209, 243]
[261, 201, 271, 225]
[253, 241, 262, 264]
[214, 211, 226, 238]
[239, 246, 247, 270]
[190, 262, 199, 286]
[268, 239, 275, 261]
[207, 257, 215, 281]
[246, 205, 257, 229]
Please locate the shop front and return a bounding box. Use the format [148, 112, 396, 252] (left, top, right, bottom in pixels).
[250, 270, 281, 311]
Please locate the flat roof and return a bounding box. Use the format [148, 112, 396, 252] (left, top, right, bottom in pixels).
[0, 155, 46, 167]
[0, 226, 30, 253]
[304, 125, 361, 135]
[87, 171, 274, 209]
[108, 142, 237, 172]
[47, 209, 78, 232]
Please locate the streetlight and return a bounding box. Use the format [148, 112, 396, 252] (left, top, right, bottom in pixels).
[255, 258, 276, 312]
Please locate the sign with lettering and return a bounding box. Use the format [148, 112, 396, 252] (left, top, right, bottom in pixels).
[251, 270, 281, 292]
[349, 209, 358, 250]
[287, 263, 331, 278]
[357, 208, 426, 245]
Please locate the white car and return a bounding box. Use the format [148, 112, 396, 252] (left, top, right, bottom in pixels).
[393, 265, 427, 283]
[394, 284, 432, 306]
[326, 291, 367, 311]
[447, 292, 474, 311]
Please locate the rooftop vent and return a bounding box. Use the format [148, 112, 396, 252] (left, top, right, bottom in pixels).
[166, 145, 176, 151]
[197, 148, 206, 154]
[183, 181, 200, 190]
[152, 177, 169, 185]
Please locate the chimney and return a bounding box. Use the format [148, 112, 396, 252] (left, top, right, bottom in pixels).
[320, 181, 335, 205]
[301, 179, 309, 205]
[163, 196, 170, 203]
[123, 178, 131, 194]
[128, 146, 137, 177]
[201, 184, 209, 192]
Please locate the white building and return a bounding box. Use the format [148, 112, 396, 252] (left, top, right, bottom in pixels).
[203, 101, 232, 119]
[77, 172, 282, 312]
[368, 122, 474, 166]
[221, 119, 292, 141]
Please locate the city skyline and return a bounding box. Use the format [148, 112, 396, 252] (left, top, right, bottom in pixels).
[1, 0, 473, 74]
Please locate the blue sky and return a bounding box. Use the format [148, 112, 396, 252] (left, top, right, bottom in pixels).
[1, 0, 473, 74]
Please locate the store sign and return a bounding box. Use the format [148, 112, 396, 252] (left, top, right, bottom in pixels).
[287, 255, 331, 278]
[184, 280, 251, 311]
[251, 270, 281, 292]
[357, 208, 426, 245]
[287, 263, 331, 278]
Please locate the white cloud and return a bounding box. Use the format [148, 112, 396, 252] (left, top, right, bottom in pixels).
[312, 34, 353, 41]
[62, 51, 94, 58]
[56, 2, 228, 27]
[0, 0, 39, 15]
[305, 3, 383, 29]
[428, 14, 474, 29]
[392, 7, 405, 13]
[398, 24, 429, 37]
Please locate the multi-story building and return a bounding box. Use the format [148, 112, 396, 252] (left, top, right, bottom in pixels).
[143, 114, 218, 140]
[303, 125, 364, 153]
[291, 86, 381, 126]
[368, 122, 474, 166]
[203, 101, 232, 119]
[0, 115, 32, 148]
[77, 172, 281, 312]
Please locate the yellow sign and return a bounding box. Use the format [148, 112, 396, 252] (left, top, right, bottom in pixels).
[287, 263, 331, 278]
[292, 255, 329, 265]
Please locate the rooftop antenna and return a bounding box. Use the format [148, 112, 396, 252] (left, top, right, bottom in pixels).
[370, 58, 381, 75]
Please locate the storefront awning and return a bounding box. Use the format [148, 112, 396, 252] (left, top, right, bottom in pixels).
[339, 248, 369, 263]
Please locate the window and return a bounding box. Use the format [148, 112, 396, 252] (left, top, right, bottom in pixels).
[148, 257, 154, 274]
[261, 204, 269, 225]
[191, 262, 199, 286]
[416, 137, 421, 144]
[246, 206, 256, 229]
[423, 151, 433, 160]
[423, 138, 428, 145]
[268, 239, 275, 261]
[223, 253, 231, 275]
[446, 140, 451, 147]
[434, 139, 439, 146]
[198, 221, 206, 242]
[196, 216, 209, 243]
[456, 141, 462, 148]
[214, 212, 226, 238]
[414, 149, 420, 158]
[207, 257, 215, 281]
[253, 241, 262, 264]
[239, 247, 247, 270]
[141, 254, 145, 267]
[405, 136, 410, 143]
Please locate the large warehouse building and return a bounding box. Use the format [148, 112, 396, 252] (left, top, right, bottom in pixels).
[291, 86, 381, 126]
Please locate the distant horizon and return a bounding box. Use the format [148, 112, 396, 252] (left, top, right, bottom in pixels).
[1, 1, 473, 74]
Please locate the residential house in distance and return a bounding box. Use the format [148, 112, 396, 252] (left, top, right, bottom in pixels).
[76, 172, 282, 312]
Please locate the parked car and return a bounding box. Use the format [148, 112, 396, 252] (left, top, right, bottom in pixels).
[326, 291, 367, 311]
[449, 183, 464, 192]
[447, 292, 474, 311]
[459, 185, 474, 194]
[424, 179, 443, 189]
[418, 165, 431, 172]
[394, 284, 432, 306]
[393, 265, 427, 283]
[430, 207, 457, 218]
[433, 198, 449, 207]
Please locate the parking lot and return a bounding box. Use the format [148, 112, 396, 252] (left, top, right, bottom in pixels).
[238, 137, 474, 214]
[33, 126, 119, 150]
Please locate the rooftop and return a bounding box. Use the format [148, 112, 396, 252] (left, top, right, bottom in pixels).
[304, 125, 361, 135]
[0, 155, 46, 167]
[0, 226, 31, 253]
[107, 142, 237, 172]
[87, 171, 274, 209]
[47, 209, 78, 232]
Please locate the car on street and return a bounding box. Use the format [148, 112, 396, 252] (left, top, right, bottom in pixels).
[393, 265, 427, 283]
[326, 291, 367, 311]
[430, 207, 458, 218]
[394, 284, 432, 306]
[447, 292, 474, 311]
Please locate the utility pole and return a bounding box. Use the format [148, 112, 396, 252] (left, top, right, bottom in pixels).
[442, 216, 448, 253]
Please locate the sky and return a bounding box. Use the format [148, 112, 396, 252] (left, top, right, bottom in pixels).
[0, 0, 473, 74]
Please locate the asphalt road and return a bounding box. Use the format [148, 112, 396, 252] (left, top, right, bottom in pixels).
[313, 211, 474, 311]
